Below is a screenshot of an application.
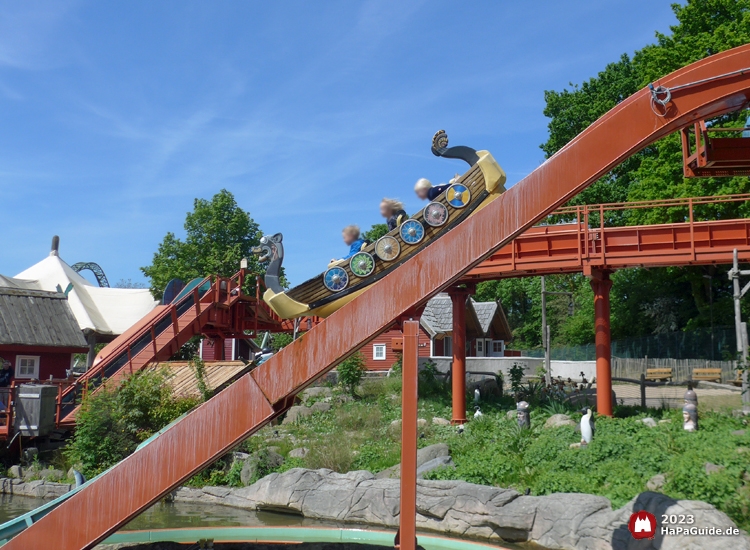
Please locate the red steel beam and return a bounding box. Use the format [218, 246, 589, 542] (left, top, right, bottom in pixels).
[8, 44, 750, 550]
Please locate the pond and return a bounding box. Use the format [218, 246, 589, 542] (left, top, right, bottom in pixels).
[0, 494, 341, 530]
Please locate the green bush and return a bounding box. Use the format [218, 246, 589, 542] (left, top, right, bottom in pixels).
[65, 369, 198, 477]
[337, 352, 367, 396]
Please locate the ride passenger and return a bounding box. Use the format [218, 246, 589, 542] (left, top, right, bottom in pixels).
[380, 198, 407, 231]
[414, 178, 450, 201]
[332, 225, 366, 263]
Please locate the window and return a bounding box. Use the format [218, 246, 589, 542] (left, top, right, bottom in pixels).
[16, 356, 40, 379]
[443, 337, 452, 357]
[492, 340, 505, 357]
[373, 344, 387, 360]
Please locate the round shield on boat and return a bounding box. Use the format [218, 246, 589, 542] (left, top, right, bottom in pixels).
[400, 219, 425, 245]
[349, 251, 375, 278]
[323, 266, 349, 292]
[375, 236, 400, 261]
[446, 183, 471, 208]
[423, 202, 449, 227]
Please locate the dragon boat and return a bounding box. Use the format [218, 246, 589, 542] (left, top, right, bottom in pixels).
[253, 131, 506, 319]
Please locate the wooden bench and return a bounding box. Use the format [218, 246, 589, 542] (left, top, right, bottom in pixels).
[692, 368, 722, 383]
[645, 368, 673, 381]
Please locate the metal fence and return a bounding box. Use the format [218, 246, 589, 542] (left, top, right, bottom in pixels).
[522, 326, 738, 361]
[611, 357, 737, 384]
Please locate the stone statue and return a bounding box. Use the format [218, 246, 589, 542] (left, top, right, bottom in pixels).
[683, 403, 698, 432]
[516, 401, 530, 429]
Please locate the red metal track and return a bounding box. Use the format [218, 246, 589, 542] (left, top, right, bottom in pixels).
[8, 44, 750, 550]
[465, 195, 750, 281]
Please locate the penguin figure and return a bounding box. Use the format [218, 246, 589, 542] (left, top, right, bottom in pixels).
[473, 405, 483, 419]
[580, 408, 595, 445]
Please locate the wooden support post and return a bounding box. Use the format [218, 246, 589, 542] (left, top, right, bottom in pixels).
[396, 320, 419, 550]
[590, 270, 613, 417]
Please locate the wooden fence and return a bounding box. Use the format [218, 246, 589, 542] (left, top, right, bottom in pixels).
[612, 357, 737, 383]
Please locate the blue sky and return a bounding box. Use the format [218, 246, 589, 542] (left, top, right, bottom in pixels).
[1, 1, 679, 287]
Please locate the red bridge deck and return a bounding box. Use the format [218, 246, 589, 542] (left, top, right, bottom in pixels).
[465, 194, 750, 281]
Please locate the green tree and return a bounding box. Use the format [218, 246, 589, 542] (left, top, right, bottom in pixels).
[141, 189, 263, 299]
[486, 0, 750, 351]
[362, 223, 389, 242]
[65, 369, 197, 476]
[337, 352, 367, 396]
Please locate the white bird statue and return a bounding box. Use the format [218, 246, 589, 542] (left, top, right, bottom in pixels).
[473, 406, 483, 419]
[474, 388, 480, 405]
[580, 408, 594, 445]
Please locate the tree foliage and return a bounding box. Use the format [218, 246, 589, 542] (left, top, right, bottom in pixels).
[65, 369, 197, 476]
[141, 189, 263, 299]
[481, 0, 750, 350]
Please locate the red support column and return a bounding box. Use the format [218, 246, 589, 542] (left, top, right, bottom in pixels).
[396, 320, 419, 550]
[590, 270, 613, 417]
[449, 287, 471, 424]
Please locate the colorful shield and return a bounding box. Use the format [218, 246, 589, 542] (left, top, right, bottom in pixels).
[400, 219, 425, 244]
[323, 266, 349, 292]
[446, 183, 471, 208]
[349, 251, 375, 277]
[423, 202, 449, 227]
[375, 236, 400, 261]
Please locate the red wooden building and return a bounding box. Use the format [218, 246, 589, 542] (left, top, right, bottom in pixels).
[0, 287, 88, 381]
[363, 294, 513, 371]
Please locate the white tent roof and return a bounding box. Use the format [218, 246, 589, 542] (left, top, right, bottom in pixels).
[7, 252, 157, 337]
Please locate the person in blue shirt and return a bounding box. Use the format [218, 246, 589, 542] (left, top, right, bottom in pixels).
[332, 225, 365, 263]
[414, 177, 450, 201]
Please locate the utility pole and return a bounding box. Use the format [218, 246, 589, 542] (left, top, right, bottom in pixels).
[541, 277, 550, 386]
[540, 276, 574, 387]
[729, 249, 750, 414]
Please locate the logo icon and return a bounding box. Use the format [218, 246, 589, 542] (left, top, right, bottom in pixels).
[628, 511, 657, 539]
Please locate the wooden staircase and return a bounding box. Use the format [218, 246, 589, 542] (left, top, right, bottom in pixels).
[57, 274, 248, 426]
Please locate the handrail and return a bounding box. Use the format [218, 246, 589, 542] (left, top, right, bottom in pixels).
[552, 192, 750, 216]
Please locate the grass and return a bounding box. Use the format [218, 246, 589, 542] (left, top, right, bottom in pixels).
[194, 375, 750, 532]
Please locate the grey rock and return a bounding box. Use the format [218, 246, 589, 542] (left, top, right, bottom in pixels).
[8, 465, 22, 479]
[376, 444, 450, 480]
[416, 456, 454, 478]
[646, 474, 666, 491]
[569, 442, 582, 449]
[299, 387, 332, 402]
[738, 447, 750, 454]
[431, 417, 451, 426]
[640, 417, 658, 428]
[658, 419, 672, 424]
[390, 419, 401, 428]
[506, 410, 516, 420]
[172, 471, 750, 549]
[283, 405, 313, 424]
[0, 477, 72, 499]
[731, 429, 746, 436]
[240, 451, 285, 486]
[544, 414, 576, 428]
[704, 462, 725, 475]
[42, 469, 64, 482]
[602, 491, 750, 550]
[417, 418, 427, 427]
[310, 402, 331, 414]
[289, 447, 309, 459]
